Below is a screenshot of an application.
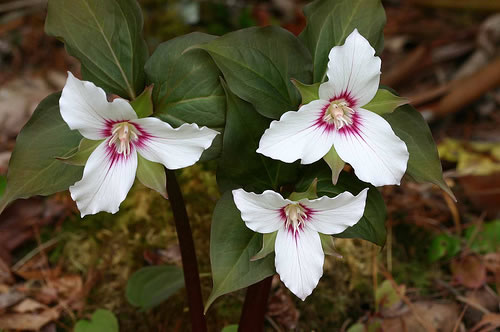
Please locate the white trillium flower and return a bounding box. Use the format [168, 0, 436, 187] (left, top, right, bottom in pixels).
[232, 187, 368, 300]
[257, 29, 409, 187]
[60, 72, 219, 217]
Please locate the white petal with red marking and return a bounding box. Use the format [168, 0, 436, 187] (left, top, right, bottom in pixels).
[323, 29, 381, 108]
[69, 139, 138, 217]
[131, 118, 218, 170]
[304, 189, 368, 235]
[257, 100, 334, 164]
[60, 72, 137, 140]
[232, 189, 287, 233]
[274, 226, 324, 300]
[333, 109, 409, 186]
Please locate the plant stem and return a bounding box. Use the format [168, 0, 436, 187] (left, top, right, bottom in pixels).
[238, 276, 273, 332]
[165, 169, 207, 332]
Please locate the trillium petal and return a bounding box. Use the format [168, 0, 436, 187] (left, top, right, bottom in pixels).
[232, 189, 287, 233]
[60, 72, 137, 140]
[304, 188, 368, 235]
[257, 100, 334, 164]
[131, 118, 218, 170]
[333, 109, 409, 186]
[275, 226, 324, 300]
[322, 29, 381, 107]
[69, 140, 138, 217]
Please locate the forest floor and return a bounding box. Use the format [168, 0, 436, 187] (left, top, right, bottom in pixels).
[0, 0, 498, 331]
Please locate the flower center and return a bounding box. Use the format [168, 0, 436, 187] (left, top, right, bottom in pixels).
[284, 203, 308, 233]
[323, 100, 355, 130]
[108, 122, 139, 156]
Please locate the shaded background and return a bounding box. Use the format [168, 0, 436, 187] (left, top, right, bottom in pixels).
[0, 0, 498, 331]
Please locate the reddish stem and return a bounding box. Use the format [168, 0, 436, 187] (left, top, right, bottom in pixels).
[165, 169, 207, 332]
[238, 276, 273, 332]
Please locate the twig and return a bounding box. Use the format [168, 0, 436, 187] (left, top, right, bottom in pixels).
[165, 169, 207, 332]
[12, 235, 61, 271]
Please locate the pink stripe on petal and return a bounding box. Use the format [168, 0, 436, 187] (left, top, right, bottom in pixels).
[104, 143, 134, 169]
[328, 90, 357, 108]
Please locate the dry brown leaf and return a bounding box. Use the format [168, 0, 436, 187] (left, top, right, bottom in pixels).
[0, 289, 25, 310]
[464, 288, 500, 327]
[0, 255, 13, 284]
[382, 301, 460, 332]
[48, 274, 83, 298]
[12, 298, 47, 313]
[267, 285, 300, 330]
[470, 313, 500, 332]
[452, 254, 487, 289]
[0, 308, 59, 330]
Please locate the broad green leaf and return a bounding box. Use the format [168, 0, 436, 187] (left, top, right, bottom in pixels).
[195, 26, 312, 119]
[364, 89, 409, 115]
[323, 146, 345, 185]
[383, 105, 455, 200]
[130, 85, 154, 118]
[0, 93, 83, 214]
[74, 309, 119, 332]
[145, 32, 225, 160]
[217, 80, 298, 192]
[297, 164, 387, 246]
[45, 0, 148, 99]
[57, 138, 102, 166]
[207, 192, 275, 311]
[251, 232, 277, 261]
[126, 265, 184, 310]
[300, 0, 386, 82]
[291, 79, 320, 105]
[136, 155, 167, 198]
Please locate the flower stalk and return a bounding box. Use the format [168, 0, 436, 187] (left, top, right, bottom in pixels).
[165, 169, 207, 332]
[239, 276, 273, 332]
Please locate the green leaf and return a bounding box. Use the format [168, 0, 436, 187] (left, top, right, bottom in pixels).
[207, 191, 275, 311]
[0, 93, 83, 214]
[297, 164, 387, 246]
[45, 0, 148, 99]
[320, 234, 342, 257]
[217, 80, 298, 192]
[289, 178, 318, 201]
[428, 234, 460, 262]
[136, 155, 167, 198]
[130, 85, 154, 118]
[0, 176, 6, 199]
[195, 26, 312, 119]
[251, 232, 277, 261]
[57, 138, 102, 166]
[465, 220, 500, 254]
[323, 146, 345, 185]
[383, 105, 455, 200]
[300, 0, 386, 82]
[126, 265, 184, 310]
[74, 309, 119, 332]
[375, 280, 405, 311]
[145, 32, 225, 160]
[364, 88, 409, 115]
[291, 79, 320, 105]
[221, 325, 239, 332]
